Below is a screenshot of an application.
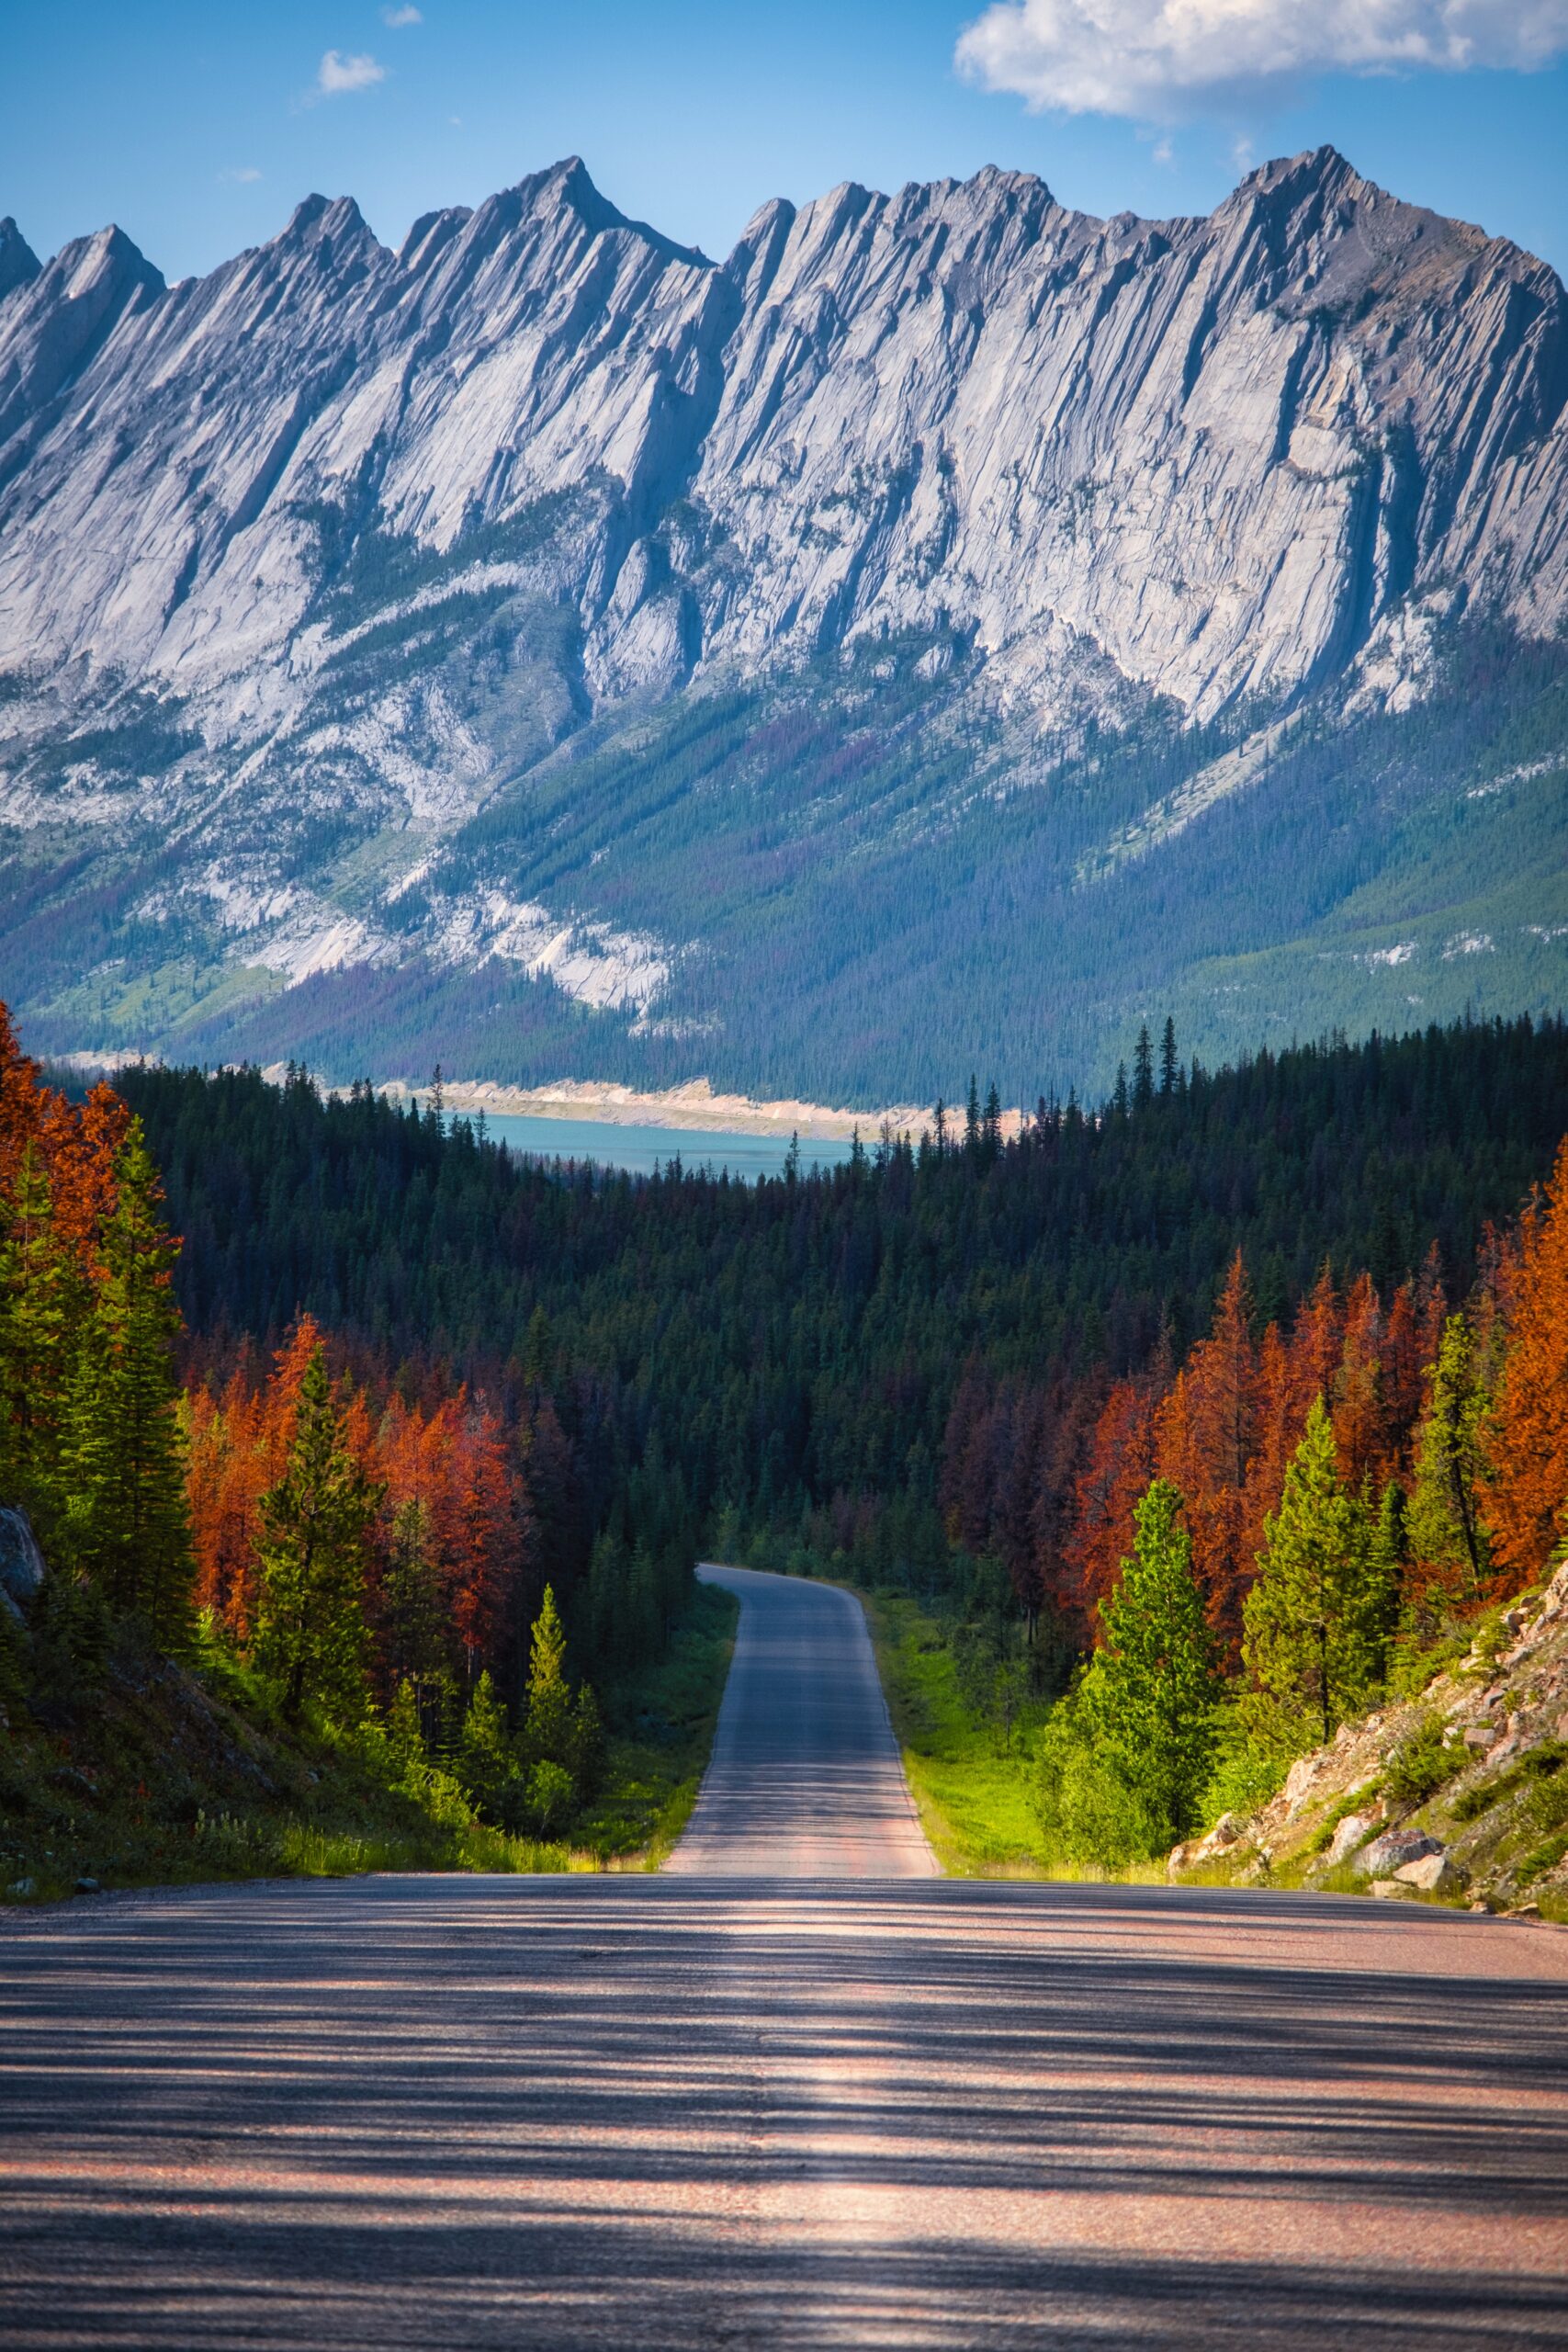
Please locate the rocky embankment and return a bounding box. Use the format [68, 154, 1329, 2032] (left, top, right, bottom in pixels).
[1170, 1560, 1568, 1920]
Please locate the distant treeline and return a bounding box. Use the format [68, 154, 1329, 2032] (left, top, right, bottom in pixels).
[106, 1013, 1568, 1603]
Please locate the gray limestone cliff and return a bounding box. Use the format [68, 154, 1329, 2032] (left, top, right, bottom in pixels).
[0, 147, 1563, 1085]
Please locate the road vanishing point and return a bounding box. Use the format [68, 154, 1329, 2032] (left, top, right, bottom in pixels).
[4, 1564, 1567, 2347]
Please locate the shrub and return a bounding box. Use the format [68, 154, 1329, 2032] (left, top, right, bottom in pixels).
[1201, 1709, 1288, 1826]
[1384, 1713, 1463, 1809]
[527, 1758, 575, 1835]
[1454, 1740, 1566, 1821]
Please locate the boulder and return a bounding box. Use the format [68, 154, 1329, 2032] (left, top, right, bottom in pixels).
[1326, 1812, 1378, 1865]
[1354, 1828, 1443, 1879]
[0, 1504, 46, 1620]
[1171, 1813, 1249, 1871]
[1371, 1878, 1417, 1899]
[1393, 1851, 1465, 1894]
[1462, 1724, 1497, 1751]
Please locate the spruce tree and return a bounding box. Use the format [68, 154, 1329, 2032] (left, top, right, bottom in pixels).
[387, 1675, 425, 1778]
[1242, 1397, 1392, 1754]
[1159, 1016, 1179, 1098]
[1083, 1479, 1220, 1843]
[459, 1668, 518, 1820]
[0, 1141, 77, 1540]
[1408, 1313, 1491, 1600]
[524, 1584, 574, 1766]
[254, 1347, 379, 1722]
[1133, 1024, 1155, 1109]
[383, 1497, 446, 1705]
[62, 1127, 193, 1649]
[569, 1682, 604, 1795]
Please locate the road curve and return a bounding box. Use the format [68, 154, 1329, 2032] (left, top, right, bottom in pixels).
[666, 1565, 935, 1877]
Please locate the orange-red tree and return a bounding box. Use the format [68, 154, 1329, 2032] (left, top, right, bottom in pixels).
[1484, 1139, 1568, 1588]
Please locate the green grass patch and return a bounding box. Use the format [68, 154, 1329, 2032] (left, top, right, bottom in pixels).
[0, 1580, 738, 1905]
[863, 1590, 1047, 1876]
[582, 1578, 739, 1868]
[1453, 1740, 1566, 1822]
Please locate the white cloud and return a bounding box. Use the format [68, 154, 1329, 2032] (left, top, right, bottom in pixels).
[954, 0, 1568, 118]
[220, 166, 264, 184]
[1151, 134, 1173, 164]
[317, 49, 387, 96]
[381, 6, 423, 24]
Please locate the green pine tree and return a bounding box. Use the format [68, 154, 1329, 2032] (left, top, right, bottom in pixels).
[254, 1347, 379, 1723]
[459, 1668, 519, 1820]
[1242, 1397, 1393, 1756]
[1082, 1479, 1221, 1844]
[61, 1126, 193, 1649]
[386, 1675, 425, 1779]
[0, 1141, 78, 1542]
[382, 1497, 446, 1705]
[1408, 1312, 1492, 1602]
[524, 1584, 573, 1766]
[569, 1682, 604, 1796]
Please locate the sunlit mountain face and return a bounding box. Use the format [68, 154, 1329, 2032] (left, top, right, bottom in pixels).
[2, 146, 1564, 1102]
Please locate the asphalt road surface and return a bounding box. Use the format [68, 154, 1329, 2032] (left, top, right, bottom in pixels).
[4, 1568, 1567, 2348]
[665, 1566, 935, 1875]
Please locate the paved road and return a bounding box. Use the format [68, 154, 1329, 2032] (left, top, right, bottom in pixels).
[665, 1566, 934, 1876]
[4, 1566, 1567, 2347]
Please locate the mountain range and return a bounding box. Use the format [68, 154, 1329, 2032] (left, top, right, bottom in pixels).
[1, 145, 1565, 1103]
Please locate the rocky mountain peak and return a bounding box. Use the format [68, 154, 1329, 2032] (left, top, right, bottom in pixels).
[0, 218, 40, 302]
[0, 146, 1563, 1094]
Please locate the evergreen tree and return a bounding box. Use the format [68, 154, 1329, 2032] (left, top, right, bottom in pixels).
[1408, 1313, 1491, 1600]
[1082, 1480, 1220, 1842]
[382, 1497, 446, 1705]
[524, 1584, 573, 1766]
[569, 1682, 604, 1795]
[0, 1141, 76, 1538]
[1242, 1397, 1393, 1754]
[386, 1676, 425, 1778]
[254, 1347, 379, 1722]
[458, 1668, 518, 1820]
[62, 1127, 193, 1648]
[521, 1304, 553, 1387]
[1159, 1016, 1179, 1098]
[1133, 1024, 1155, 1109]
[982, 1083, 1003, 1162]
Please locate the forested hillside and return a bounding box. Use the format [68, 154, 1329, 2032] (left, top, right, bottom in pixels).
[5, 1003, 1567, 1901]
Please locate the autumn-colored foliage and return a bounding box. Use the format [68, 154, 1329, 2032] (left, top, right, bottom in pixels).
[184, 1325, 536, 1695]
[1483, 1139, 1568, 1586]
[950, 1155, 1568, 1659]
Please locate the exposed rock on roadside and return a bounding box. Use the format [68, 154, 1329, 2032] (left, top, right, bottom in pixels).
[1169, 1557, 1568, 1914]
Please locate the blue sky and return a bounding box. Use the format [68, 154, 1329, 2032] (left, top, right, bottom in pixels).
[5, 2, 1566, 282]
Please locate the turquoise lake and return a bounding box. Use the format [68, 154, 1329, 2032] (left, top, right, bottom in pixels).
[474, 1114, 856, 1182]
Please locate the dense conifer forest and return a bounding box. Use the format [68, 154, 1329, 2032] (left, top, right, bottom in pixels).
[4, 1002, 1567, 1888]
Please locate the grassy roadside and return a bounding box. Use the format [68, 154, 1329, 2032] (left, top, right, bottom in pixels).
[589, 1578, 739, 1868]
[0, 1580, 739, 1905]
[860, 1589, 1050, 1876]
